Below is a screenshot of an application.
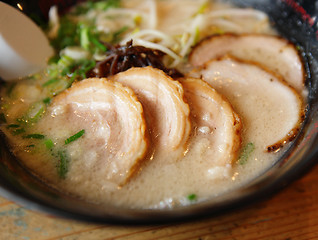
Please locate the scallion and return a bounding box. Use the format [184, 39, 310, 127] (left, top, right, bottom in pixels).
[44, 139, 54, 149]
[65, 129, 85, 145]
[12, 128, 25, 135]
[238, 142, 255, 165]
[90, 36, 107, 52]
[7, 124, 20, 129]
[26, 102, 46, 123]
[43, 97, 52, 105]
[57, 150, 69, 179]
[42, 78, 59, 87]
[23, 134, 45, 139]
[187, 194, 197, 201]
[80, 26, 90, 50]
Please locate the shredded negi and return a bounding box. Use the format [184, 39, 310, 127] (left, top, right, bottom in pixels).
[65, 129, 85, 145]
[57, 150, 69, 178]
[187, 194, 197, 201]
[238, 143, 255, 165]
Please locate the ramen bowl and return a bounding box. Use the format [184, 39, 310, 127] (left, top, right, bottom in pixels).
[0, 0, 317, 225]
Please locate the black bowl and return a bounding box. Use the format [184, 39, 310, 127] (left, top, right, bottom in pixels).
[0, 0, 317, 225]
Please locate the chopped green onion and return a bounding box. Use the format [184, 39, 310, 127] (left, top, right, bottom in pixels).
[7, 124, 20, 129]
[80, 26, 90, 50]
[187, 194, 197, 201]
[23, 134, 45, 139]
[238, 142, 255, 165]
[26, 102, 46, 123]
[58, 55, 74, 68]
[43, 97, 52, 105]
[90, 36, 107, 52]
[48, 55, 60, 65]
[74, 59, 96, 79]
[50, 16, 79, 51]
[65, 129, 85, 145]
[44, 139, 54, 149]
[47, 78, 71, 96]
[47, 64, 60, 78]
[73, 0, 120, 15]
[57, 150, 69, 179]
[95, 0, 120, 10]
[42, 78, 59, 87]
[12, 128, 25, 135]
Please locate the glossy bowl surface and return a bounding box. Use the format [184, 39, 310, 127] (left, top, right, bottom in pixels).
[0, 0, 317, 225]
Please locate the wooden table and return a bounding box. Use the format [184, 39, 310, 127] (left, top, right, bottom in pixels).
[0, 161, 317, 240]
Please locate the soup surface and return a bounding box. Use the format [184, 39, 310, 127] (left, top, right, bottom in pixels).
[0, 0, 306, 208]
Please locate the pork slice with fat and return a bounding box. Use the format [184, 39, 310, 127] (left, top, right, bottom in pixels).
[112, 67, 191, 158]
[189, 34, 305, 95]
[180, 77, 242, 178]
[46, 78, 148, 186]
[189, 57, 304, 152]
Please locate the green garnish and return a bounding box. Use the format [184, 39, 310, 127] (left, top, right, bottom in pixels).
[42, 78, 59, 87]
[50, 16, 79, 51]
[78, 24, 108, 53]
[65, 129, 85, 145]
[71, 59, 96, 79]
[26, 102, 46, 123]
[187, 194, 197, 201]
[44, 139, 54, 149]
[90, 35, 107, 52]
[43, 97, 52, 105]
[46, 78, 71, 96]
[80, 26, 90, 50]
[23, 134, 45, 139]
[28, 103, 46, 121]
[12, 128, 25, 136]
[94, 0, 120, 10]
[16, 101, 46, 125]
[73, 0, 120, 15]
[7, 124, 20, 129]
[7, 124, 25, 135]
[57, 150, 69, 179]
[238, 142, 255, 165]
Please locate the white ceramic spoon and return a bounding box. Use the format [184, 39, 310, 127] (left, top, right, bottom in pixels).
[0, 2, 53, 81]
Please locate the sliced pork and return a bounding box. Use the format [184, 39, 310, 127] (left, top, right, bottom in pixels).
[111, 67, 191, 157]
[189, 34, 305, 95]
[189, 58, 304, 152]
[44, 78, 148, 186]
[180, 77, 242, 178]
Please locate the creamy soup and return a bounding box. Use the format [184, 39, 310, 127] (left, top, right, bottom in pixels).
[0, 0, 306, 208]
